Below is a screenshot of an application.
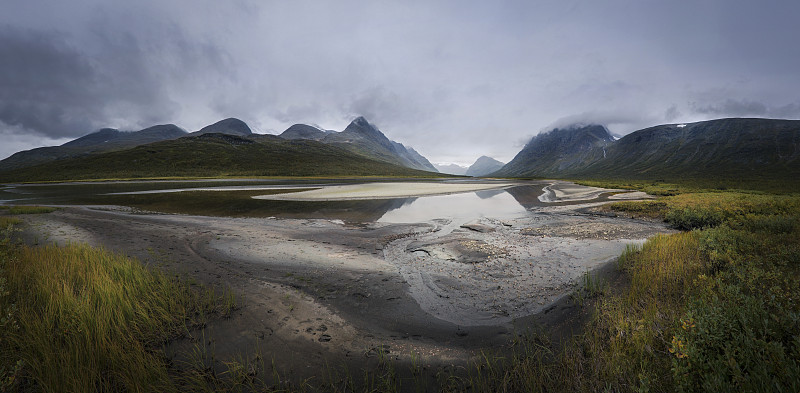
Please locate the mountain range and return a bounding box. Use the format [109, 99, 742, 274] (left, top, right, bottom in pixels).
[492, 118, 800, 185]
[279, 116, 437, 172]
[2, 116, 798, 185]
[0, 117, 441, 181]
[434, 163, 468, 175]
[434, 156, 505, 177]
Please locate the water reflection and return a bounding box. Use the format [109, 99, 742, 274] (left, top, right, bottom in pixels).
[377, 191, 528, 223]
[0, 180, 620, 224]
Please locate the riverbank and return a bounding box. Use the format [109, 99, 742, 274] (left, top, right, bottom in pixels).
[8, 181, 669, 387]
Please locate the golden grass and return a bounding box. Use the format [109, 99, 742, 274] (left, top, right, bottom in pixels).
[462, 189, 800, 392]
[0, 205, 58, 215]
[0, 239, 234, 392]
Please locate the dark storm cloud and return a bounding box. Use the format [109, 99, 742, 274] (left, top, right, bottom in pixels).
[0, 25, 186, 138]
[1, 0, 799, 163]
[0, 27, 104, 137]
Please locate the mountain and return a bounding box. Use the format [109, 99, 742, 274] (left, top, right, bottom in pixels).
[466, 156, 505, 177]
[493, 118, 800, 184]
[279, 116, 438, 172]
[0, 124, 187, 170]
[434, 163, 468, 175]
[189, 118, 252, 136]
[280, 124, 332, 141]
[494, 124, 614, 178]
[0, 132, 440, 182]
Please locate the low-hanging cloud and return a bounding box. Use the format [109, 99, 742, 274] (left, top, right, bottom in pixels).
[0, 27, 105, 137]
[1, 1, 799, 163]
[691, 99, 800, 119]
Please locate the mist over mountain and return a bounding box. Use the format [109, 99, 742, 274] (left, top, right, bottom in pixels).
[434, 163, 468, 175]
[493, 118, 800, 183]
[466, 156, 505, 177]
[279, 116, 438, 172]
[494, 124, 614, 178]
[1, 116, 438, 175]
[0, 129, 438, 182]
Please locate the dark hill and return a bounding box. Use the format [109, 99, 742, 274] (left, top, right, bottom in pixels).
[0, 124, 187, 170]
[493, 118, 800, 185]
[280, 124, 331, 141]
[190, 118, 252, 136]
[494, 124, 614, 177]
[280, 116, 438, 172]
[0, 133, 439, 182]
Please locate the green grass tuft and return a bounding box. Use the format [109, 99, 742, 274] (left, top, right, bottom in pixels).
[0, 206, 59, 215]
[0, 226, 234, 392]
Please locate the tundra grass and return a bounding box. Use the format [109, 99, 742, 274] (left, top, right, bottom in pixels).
[456, 188, 800, 392]
[0, 205, 58, 215]
[0, 226, 235, 392]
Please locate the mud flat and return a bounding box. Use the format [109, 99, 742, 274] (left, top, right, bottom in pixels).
[15, 180, 675, 384]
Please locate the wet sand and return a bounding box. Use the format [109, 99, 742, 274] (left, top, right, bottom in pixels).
[253, 181, 513, 201]
[15, 180, 675, 385]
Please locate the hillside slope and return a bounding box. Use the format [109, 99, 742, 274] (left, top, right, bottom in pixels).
[280, 117, 438, 172]
[0, 124, 187, 170]
[0, 133, 439, 182]
[494, 118, 800, 184]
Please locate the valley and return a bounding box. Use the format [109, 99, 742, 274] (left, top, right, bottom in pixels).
[7, 179, 673, 387]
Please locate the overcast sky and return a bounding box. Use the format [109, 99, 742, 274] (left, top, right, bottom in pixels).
[2, 0, 799, 165]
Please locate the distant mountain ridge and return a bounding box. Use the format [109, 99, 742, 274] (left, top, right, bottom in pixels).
[434, 163, 468, 175]
[1, 124, 187, 170]
[493, 118, 800, 183]
[0, 130, 439, 182]
[279, 116, 438, 172]
[1, 116, 438, 175]
[466, 156, 505, 177]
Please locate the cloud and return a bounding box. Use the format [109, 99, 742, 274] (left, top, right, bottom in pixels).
[0, 28, 102, 137]
[692, 99, 768, 117]
[0, 25, 183, 138]
[691, 99, 800, 119]
[1, 1, 799, 164]
[664, 105, 681, 122]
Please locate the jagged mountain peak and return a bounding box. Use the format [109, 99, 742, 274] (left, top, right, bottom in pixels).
[535, 123, 613, 141]
[343, 116, 383, 136]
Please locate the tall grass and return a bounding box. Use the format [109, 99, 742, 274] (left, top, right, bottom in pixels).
[455, 189, 800, 392]
[0, 230, 234, 392]
[0, 206, 58, 215]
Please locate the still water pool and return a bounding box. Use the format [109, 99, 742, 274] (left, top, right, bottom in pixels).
[0, 180, 614, 223]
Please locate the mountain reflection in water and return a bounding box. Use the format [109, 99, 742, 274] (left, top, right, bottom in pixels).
[0, 181, 618, 223]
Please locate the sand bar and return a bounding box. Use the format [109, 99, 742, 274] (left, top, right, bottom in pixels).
[538, 181, 626, 202]
[254, 181, 513, 201]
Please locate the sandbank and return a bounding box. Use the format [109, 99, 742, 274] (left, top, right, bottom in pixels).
[253, 181, 513, 201]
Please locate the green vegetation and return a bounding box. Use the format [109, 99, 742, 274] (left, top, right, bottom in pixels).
[0, 134, 441, 182]
[454, 185, 800, 392]
[0, 205, 58, 215]
[0, 223, 236, 392]
[496, 119, 800, 193]
[2, 177, 798, 391]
